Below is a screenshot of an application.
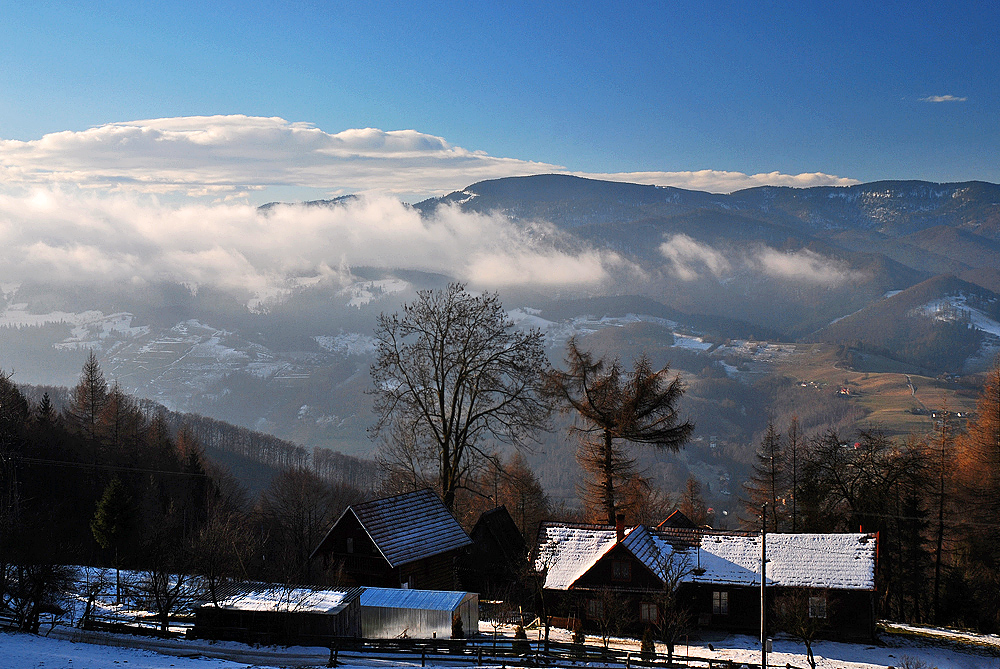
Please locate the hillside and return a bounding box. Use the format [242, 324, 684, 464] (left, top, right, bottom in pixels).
[809, 274, 1000, 372]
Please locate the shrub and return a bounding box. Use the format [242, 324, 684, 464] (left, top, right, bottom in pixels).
[640, 627, 656, 660]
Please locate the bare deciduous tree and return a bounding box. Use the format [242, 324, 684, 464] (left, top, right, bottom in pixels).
[371, 283, 552, 511]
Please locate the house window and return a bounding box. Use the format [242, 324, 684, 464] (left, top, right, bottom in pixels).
[808, 596, 827, 619]
[587, 599, 604, 620]
[612, 560, 632, 581]
[640, 602, 658, 624]
[345, 537, 354, 554]
[712, 591, 729, 615]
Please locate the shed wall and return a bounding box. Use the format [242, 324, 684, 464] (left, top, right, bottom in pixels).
[361, 593, 478, 639]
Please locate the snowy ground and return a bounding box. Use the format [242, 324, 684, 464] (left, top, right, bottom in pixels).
[4, 622, 1000, 669]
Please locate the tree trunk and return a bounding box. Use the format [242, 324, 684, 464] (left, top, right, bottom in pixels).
[603, 430, 616, 526]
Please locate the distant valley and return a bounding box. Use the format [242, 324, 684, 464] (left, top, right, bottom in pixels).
[3, 174, 999, 515]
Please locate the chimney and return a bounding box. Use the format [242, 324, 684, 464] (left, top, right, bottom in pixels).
[616, 513, 625, 543]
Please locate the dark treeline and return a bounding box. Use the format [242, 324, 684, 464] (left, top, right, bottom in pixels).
[743, 364, 1000, 632]
[0, 353, 378, 630]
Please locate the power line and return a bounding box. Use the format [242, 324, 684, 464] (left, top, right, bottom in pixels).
[17, 456, 210, 478]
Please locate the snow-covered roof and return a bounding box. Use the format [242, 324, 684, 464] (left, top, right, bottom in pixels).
[314, 488, 472, 567]
[677, 530, 875, 590]
[210, 586, 362, 615]
[536, 523, 622, 590]
[537, 523, 875, 592]
[360, 587, 475, 611]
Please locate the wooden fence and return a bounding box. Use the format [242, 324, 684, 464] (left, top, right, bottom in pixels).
[324, 636, 760, 669]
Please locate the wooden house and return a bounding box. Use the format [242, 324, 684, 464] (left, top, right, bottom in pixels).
[462, 505, 528, 596]
[311, 488, 473, 590]
[536, 522, 877, 641]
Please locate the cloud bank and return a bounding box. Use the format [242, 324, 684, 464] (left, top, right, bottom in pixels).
[579, 169, 860, 193]
[659, 234, 862, 286]
[0, 188, 625, 301]
[658, 234, 731, 281]
[0, 115, 859, 200]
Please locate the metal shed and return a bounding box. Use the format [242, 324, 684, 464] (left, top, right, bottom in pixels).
[360, 587, 478, 639]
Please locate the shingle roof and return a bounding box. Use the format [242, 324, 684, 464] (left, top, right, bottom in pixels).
[536, 523, 620, 590]
[471, 505, 527, 564]
[537, 523, 876, 592]
[338, 488, 472, 568]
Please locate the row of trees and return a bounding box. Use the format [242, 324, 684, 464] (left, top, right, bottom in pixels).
[743, 365, 1000, 631]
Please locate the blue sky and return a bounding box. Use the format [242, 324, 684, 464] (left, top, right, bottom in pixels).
[0, 0, 997, 197]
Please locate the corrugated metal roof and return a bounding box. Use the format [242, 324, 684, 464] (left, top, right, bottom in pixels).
[360, 587, 474, 611]
[538, 523, 876, 592]
[207, 585, 363, 615]
[350, 488, 472, 568]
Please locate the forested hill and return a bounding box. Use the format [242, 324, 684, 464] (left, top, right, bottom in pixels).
[16, 382, 378, 497]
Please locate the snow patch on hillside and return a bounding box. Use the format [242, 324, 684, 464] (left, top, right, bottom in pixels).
[340, 279, 409, 308]
[314, 332, 377, 356]
[673, 333, 712, 350]
[0, 307, 151, 351]
[917, 294, 1000, 338]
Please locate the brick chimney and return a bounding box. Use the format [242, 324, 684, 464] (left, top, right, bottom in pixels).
[616, 513, 625, 543]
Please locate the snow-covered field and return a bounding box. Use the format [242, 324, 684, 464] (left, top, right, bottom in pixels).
[4, 623, 999, 669]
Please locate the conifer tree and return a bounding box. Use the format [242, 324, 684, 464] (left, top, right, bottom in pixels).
[743, 419, 785, 532]
[69, 351, 109, 453]
[546, 339, 693, 525]
[91, 476, 133, 602]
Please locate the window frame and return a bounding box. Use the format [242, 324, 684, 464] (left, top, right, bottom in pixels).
[611, 559, 632, 582]
[587, 598, 604, 620]
[808, 595, 827, 619]
[712, 590, 729, 616]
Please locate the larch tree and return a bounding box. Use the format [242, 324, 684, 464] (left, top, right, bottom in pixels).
[954, 364, 1000, 629]
[370, 283, 552, 511]
[69, 351, 109, 454]
[743, 419, 785, 532]
[546, 338, 693, 525]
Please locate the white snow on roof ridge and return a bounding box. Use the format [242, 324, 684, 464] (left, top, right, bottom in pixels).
[539, 524, 875, 591]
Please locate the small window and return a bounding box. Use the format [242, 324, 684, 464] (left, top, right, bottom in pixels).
[587, 599, 604, 620]
[612, 559, 632, 581]
[712, 591, 729, 616]
[808, 596, 827, 619]
[345, 537, 354, 554]
[640, 602, 658, 624]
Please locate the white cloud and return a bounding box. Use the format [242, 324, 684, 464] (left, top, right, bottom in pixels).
[0, 115, 562, 200]
[658, 234, 861, 286]
[581, 169, 860, 193]
[0, 115, 860, 201]
[0, 188, 622, 299]
[920, 94, 967, 103]
[752, 247, 861, 286]
[659, 234, 731, 281]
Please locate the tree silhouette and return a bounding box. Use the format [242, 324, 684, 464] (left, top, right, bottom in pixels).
[546, 339, 693, 525]
[371, 283, 552, 511]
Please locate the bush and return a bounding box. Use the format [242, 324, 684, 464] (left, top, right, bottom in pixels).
[640, 627, 656, 660]
[451, 612, 464, 639]
[572, 620, 585, 645]
[513, 624, 530, 654]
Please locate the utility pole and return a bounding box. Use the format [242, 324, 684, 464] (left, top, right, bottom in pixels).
[761, 502, 767, 669]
